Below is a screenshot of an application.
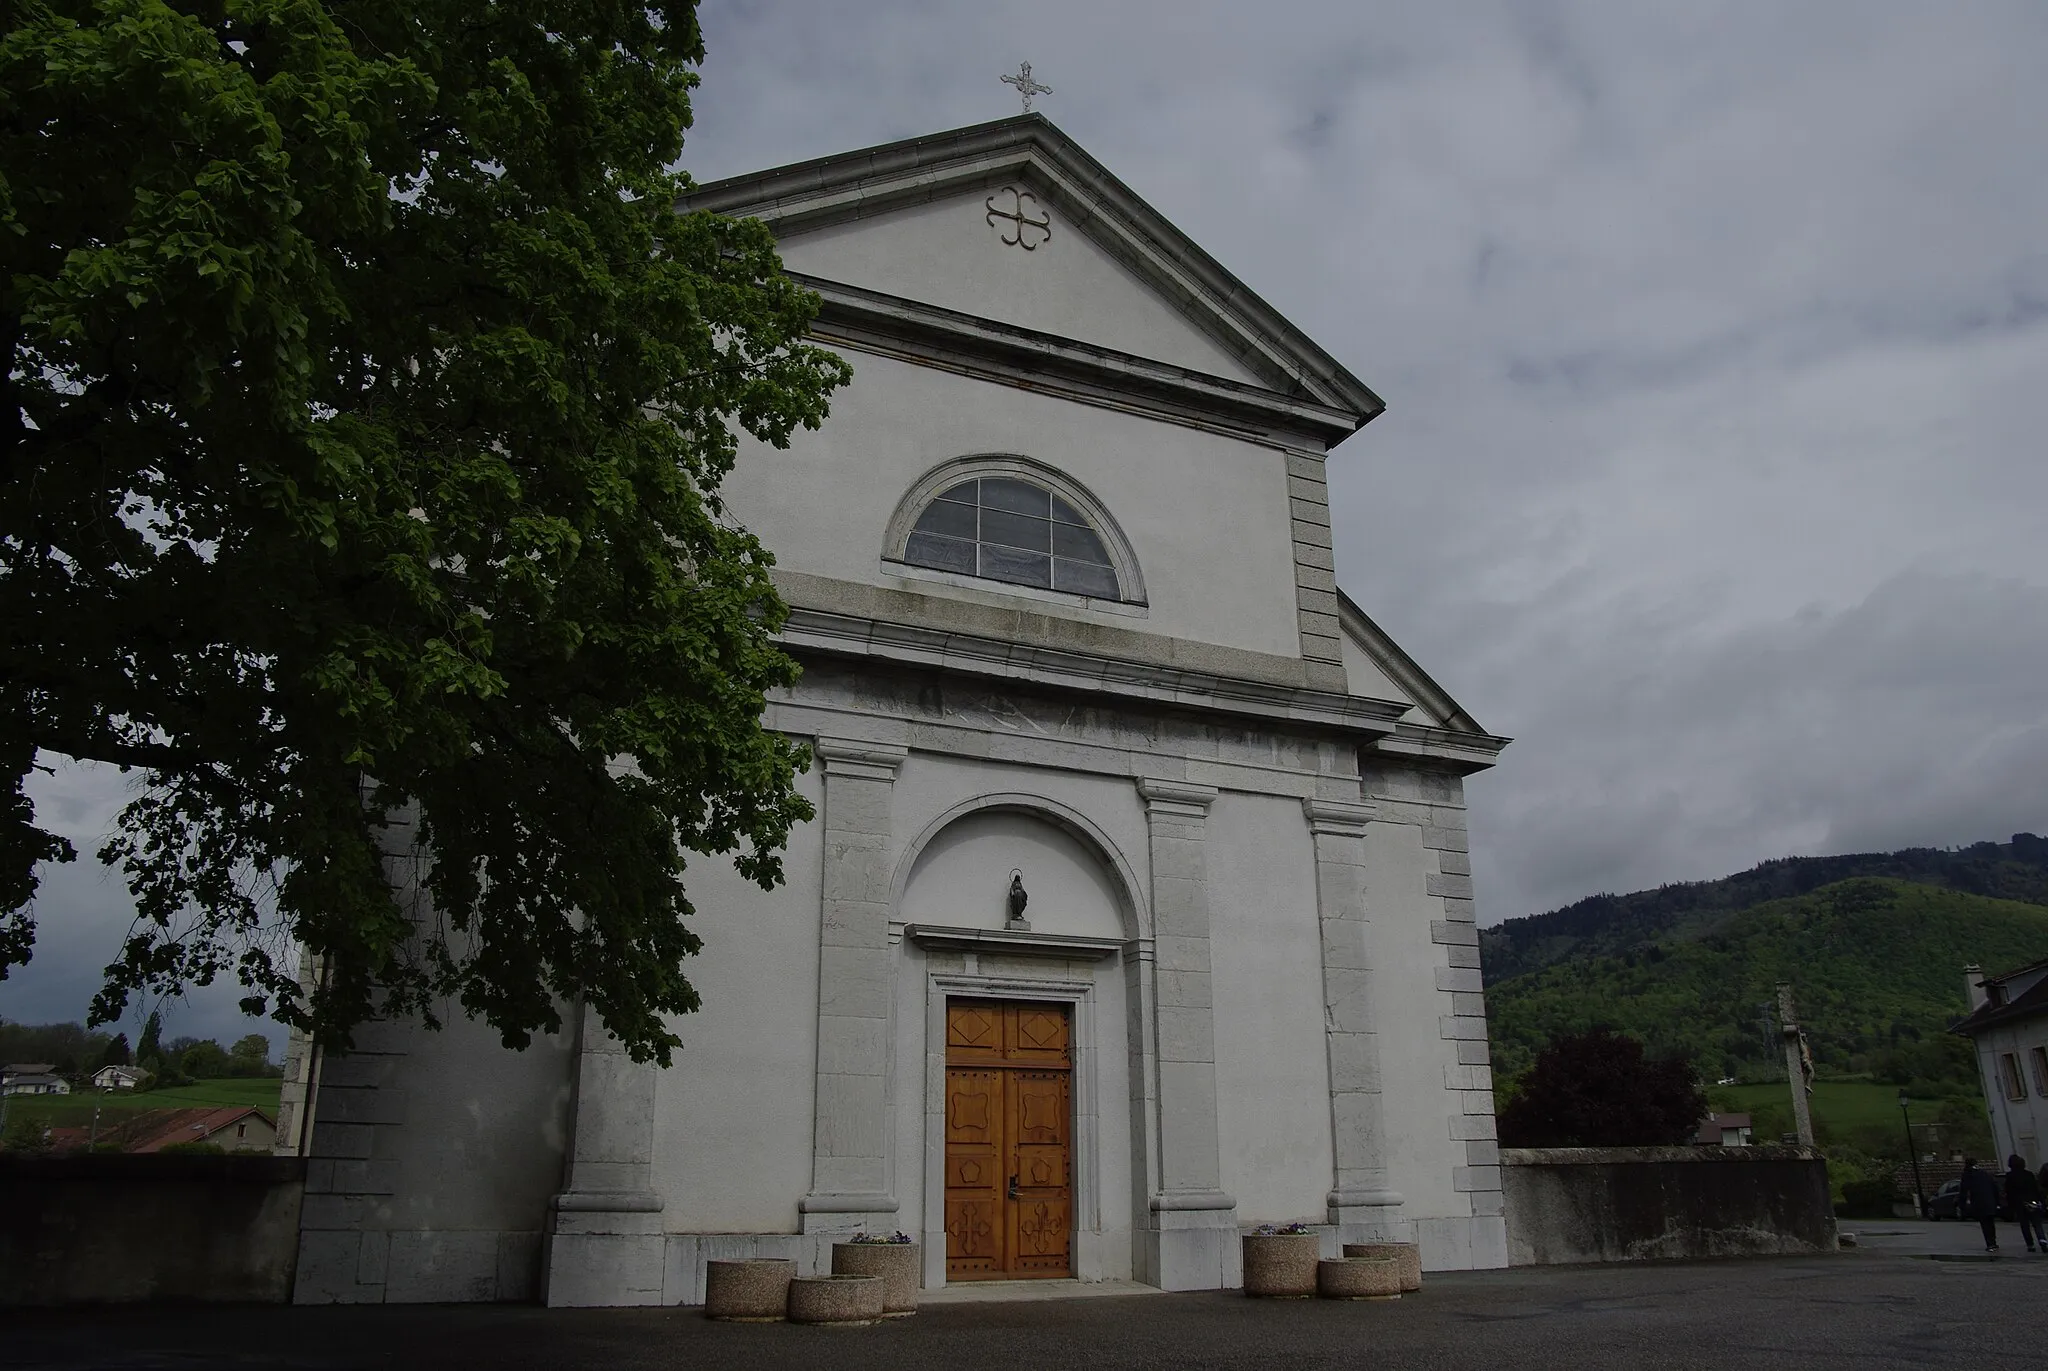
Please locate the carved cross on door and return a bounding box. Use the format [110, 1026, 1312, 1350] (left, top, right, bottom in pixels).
[985, 186, 1052, 251]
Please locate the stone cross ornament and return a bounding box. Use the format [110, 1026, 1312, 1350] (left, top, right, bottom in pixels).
[1001, 61, 1051, 113]
[985, 186, 1052, 250]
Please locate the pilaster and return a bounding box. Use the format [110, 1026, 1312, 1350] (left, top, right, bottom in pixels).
[1134, 777, 1238, 1289]
[1304, 796, 1404, 1242]
[542, 1003, 665, 1307]
[799, 736, 908, 1233]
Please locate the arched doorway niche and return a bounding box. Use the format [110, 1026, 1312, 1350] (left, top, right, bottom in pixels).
[895, 800, 1135, 940]
[891, 795, 1145, 1288]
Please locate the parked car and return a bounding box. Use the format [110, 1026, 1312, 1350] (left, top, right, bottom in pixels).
[1926, 1179, 1963, 1220]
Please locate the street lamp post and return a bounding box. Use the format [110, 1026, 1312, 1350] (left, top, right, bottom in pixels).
[1900, 1092, 1927, 1219]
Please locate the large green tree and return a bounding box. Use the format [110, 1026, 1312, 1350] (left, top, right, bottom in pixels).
[1, 2, 848, 1062]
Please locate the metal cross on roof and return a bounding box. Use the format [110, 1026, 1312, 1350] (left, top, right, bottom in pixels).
[1001, 61, 1052, 113]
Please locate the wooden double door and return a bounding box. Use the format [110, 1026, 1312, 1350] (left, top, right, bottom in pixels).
[944, 999, 1073, 1280]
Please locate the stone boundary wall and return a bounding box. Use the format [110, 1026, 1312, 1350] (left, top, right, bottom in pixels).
[0, 1154, 306, 1304]
[1501, 1145, 1835, 1266]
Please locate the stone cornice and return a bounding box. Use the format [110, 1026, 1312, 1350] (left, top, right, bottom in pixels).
[778, 602, 1408, 739]
[801, 277, 1361, 446]
[902, 924, 1125, 961]
[1366, 723, 1510, 775]
[679, 113, 1384, 435]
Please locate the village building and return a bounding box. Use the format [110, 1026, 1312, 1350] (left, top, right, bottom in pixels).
[280, 115, 1510, 1306]
[2, 1063, 69, 1097]
[1955, 959, 2048, 1170]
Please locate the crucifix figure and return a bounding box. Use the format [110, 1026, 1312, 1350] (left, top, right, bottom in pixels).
[1001, 61, 1052, 113]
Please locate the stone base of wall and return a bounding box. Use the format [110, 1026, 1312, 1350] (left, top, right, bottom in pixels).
[1502, 1146, 1836, 1266]
[293, 1227, 541, 1304]
[289, 1215, 1514, 1305]
[1413, 1215, 1509, 1271]
[2, 1155, 304, 1304]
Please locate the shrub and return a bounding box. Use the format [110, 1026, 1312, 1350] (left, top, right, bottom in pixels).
[1497, 1027, 1706, 1147]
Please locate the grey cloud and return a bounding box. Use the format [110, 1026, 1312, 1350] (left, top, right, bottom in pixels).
[1468, 572, 2048, 917]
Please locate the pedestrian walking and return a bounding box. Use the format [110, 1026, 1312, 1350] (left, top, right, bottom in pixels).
[2006, 1155, 2046, 1253]
[1960, 1158, 2002, 1252]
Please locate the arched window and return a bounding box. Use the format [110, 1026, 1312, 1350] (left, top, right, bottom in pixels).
[888, 459, 1141, 604]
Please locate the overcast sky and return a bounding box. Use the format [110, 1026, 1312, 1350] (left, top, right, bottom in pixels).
[11, 1, 2047, 1045]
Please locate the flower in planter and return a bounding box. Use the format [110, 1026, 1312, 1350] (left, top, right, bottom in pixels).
[848, 1230, 915, 1244]
[1251, 1222, 1315, 1236]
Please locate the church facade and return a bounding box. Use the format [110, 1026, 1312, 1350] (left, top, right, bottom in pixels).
[283, 115, 1511, 1305]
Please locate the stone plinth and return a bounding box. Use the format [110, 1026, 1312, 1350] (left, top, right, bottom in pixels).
[831, 1243, 919, 1316]
[787, 1273, 885, 1325]
[703, 1259, 794, 1321]
[1319, 1255, 1401, 1300]
[1241, 1233, 1319, 1298]
[1343, 1241, 1422, 1291]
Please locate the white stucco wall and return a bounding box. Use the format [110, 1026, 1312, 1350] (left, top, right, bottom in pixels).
[1208, 791, 1333, 1223]
[778, 187, 1264, 384]
[1366, 816, 1469, 1224]
[1976, 1025, 2048, 1169]
[372, 1005, 575, 1238]
[649, 764, 825, 1233]
[723, 352, 1306, 662]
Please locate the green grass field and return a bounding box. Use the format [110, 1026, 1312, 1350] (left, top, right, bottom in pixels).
[1705, 1079, 1949, 1140]
[5, 1076, 282, 1130]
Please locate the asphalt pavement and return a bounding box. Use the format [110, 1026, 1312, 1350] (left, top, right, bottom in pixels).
[8, 1226, 2046, 1371]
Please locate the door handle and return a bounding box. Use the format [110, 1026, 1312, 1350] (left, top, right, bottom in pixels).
[1008, 1175, 1020, 1199]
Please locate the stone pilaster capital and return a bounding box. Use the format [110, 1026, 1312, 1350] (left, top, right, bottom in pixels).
[814, 736, 909, 781]
[1303, 796, 1376, 837]
[1135, 776, 1218, 819]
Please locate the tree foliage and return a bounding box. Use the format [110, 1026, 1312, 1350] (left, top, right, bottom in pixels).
[2, 2, 848, 1062]
[1486, 878, 2048, 1089]
[1496, 1027, 1706, 1148]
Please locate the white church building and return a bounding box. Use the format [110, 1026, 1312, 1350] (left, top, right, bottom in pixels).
[283, 115, 1512, 1305]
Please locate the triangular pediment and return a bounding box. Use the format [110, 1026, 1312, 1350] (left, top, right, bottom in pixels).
[774, 180, 1268, 384]
[1337, 589, 1507, 769]
[682, 116, 1383, 430]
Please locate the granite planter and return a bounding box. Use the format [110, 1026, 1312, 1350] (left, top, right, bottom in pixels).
[1342, 1241, 1422, 1292]
[787, 1273, 885, 1326]
[1318, 1255, 1402, 1300]
[1241, 1232, 1320, 1297]
[831, 1242, 920, 1317]
[703, 1258, 794, 1321]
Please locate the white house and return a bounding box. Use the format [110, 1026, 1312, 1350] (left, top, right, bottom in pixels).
[1, 1064, 69, 1097]
[284, 114, 1511, 1306]
[1956, 960, 2048, 1169]
[92, 1065, 147, 1091]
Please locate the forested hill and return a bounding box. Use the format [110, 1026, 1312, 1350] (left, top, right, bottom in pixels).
[1483, 878, 2048, 1086]
[1480, 834, 2048, 984]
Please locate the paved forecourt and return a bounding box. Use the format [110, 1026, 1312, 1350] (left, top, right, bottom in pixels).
[6, 1244, 2046, 1371]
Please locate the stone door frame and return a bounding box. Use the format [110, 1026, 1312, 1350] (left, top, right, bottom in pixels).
[923, 971, 1100, 1289]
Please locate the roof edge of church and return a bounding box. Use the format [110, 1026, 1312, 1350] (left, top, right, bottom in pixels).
[1336, 587, 1503, 747]
[680, 114, 1386, 431]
